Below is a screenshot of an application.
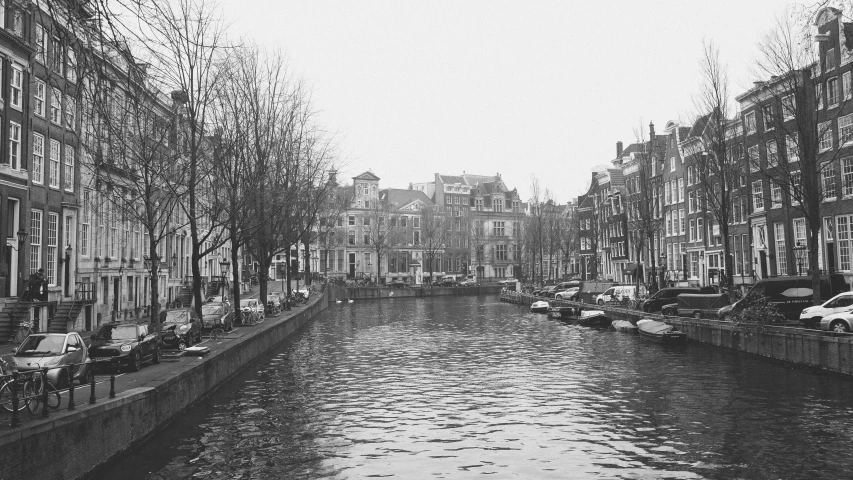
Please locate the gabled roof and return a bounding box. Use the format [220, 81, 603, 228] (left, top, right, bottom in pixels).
[437, 174, 465, 185]
[383, 188, 434, 210]
[353, 171, 380, 181]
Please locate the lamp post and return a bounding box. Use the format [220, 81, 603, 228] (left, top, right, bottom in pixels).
[218, 255, 230, 300]
[63, 245, 73, 297]
[793, 240, 807, 276]
[659, 253, 667, 287]
[143, 253, 161, 331]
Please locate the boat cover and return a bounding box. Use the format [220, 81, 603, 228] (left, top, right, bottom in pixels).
[637, 320, 675, 335]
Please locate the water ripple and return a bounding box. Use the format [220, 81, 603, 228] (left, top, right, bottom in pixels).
[100, 294, 853, 480]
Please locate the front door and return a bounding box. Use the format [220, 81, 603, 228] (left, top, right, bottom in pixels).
[113, 278, 120, 313]
[348, 253, 356, 279]
[4, 242, 11, 297]
[759, 251, 768, 278]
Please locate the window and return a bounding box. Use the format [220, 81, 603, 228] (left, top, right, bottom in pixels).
[363, 216, 370, 226]
[348, 216, 355, 226]
[348, 231, 355, 245]
[819, 121, 833, 151]
[10, 8, 21, 36]
[748, 145, 759, 172]
[494, 198, 503, 212]
[47, 212, 58, 286]
[664, 182, 671, 205]
[64, 146, 74, 192]
[786, 135, 798, 163]
[771, 181, 782, 207]
[401, 216, 407, 227]
[790, 170, 801, 203]
[30, 210, 42, 274]
[413, 231, 420, 244]
[363, 234, 369, 245]
[782, 94, 795, 120]
[753, 180, 764, 211]
[697, 218, 704, 241]
[766, 140, 778, 166]
[774, 222, 787, 275]
[32, 134, 44, 184]
[8, 122, 19, 170]
[665, 212, 671, 236]
[763, 104, 775, 128]
[793, 218, 809, 272]
[846, 72, 853, 101]
[413, 216, 420, 228]
[64, 96, 75, 129]
[689, 219, 696, 242]
[81, 192, 90, 256]
[827, 47, 837, 71]
[496, 244, 507, 261]
[745, 111, 756, 134]
[679, 208, 685, 234]
[687, 166, 694, 186]
[839, 215, 852, 271]
[51, 37, 62, 73]
[733, 195, 742, 223]
[51, 88, 61, 124]
[66, 49, 77, 83]
[6, 65, 22, 112]
[840, 114, 853, 145]
[678, 178, 684, 202]
[670, 157, 675, 172]
[688, 190, 695, 213]
[49, 140, 60, 188]
[844, 157, 853, 197]
[828, 77, 840, 106]
[493, 221, 505, 236]
[824, 162, 837, 198]
[33, 80, 46, 117]
[35, 24, 46, 64]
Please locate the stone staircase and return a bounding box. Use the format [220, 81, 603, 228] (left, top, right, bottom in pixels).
[206, 281, 221, 299]
[178, 286, 193, 308]
[49, 300, 85, 333]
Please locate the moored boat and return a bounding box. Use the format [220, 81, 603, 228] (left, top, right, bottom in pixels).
[637, 319, 687, 344]
[610, 320, 638, 333]
[531, 300, 549, 313]
[576, 309, 610, 327]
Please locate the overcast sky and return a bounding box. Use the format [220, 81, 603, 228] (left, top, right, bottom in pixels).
[222, 0, 806, 203]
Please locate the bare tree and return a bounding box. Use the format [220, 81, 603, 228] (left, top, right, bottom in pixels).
[690, 41, 739, 292]
[627, 122, 664, 293]
[749, 10, 852, 302]
[363, 198, 405, 281]
[527, 177, 546, 285]
[420, 206, 448, 283]
[316, 182, 355, 280]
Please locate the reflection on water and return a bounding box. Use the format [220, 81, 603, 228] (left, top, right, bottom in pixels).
[99, 295, 853, 479]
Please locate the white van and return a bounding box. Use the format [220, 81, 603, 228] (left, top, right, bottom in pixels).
[596, 285, 643, 305]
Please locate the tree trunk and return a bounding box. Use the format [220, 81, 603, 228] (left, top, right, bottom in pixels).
[810, 228, 821, 305]
[148, 237, 161, 334]
[230, 231, 241, 317]
[303, 239, 311, 286]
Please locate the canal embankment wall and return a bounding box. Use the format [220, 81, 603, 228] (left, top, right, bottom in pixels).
[502, 292, 853, 377]
[0, 287, 348, 480]
[343, 285, 502, 300]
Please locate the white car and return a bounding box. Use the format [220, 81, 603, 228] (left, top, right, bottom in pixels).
[554, 287, 579, 300]
[820, 311, 853, 333]
[800, 292, 853, 329]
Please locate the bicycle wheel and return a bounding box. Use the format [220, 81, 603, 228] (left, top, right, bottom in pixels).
[255, 315, 265, 325]
[45, 382, 61, 410]
[210, 328, 225, 340]
[25, 380, 42, 416]
[0, 381, 28, 412]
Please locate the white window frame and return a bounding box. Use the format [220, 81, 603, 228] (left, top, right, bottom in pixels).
[64, 145, 74, 192]
[752, 180, 764, 211]
[774, 222, 787, 276]
[9, 64, 22, 110]
[50, 88, 62, 125]
[32, 133, 44, 185]
[819, 121, 834, 152]
[745, 111, 756, 134]
[46, 213, 58, 286]
[30, 210, 42, 275]
[34, 80, 45, 117]
[49, 139, 60, 189]
[8, 122, 20, 170]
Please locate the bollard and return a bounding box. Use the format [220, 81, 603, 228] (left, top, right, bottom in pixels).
[66, 366, 75, 410]
[109, 360, 116, 399]
[89, 368, 96, 404]
[9, 372, 19, 428]
[41, 367, 49, 418]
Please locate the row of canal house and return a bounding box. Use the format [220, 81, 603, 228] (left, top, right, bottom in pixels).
[0, 0, 235, 337]
[579, 7, 853, 292]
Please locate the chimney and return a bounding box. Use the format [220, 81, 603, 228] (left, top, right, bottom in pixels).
[616, 141, 623, 157]
[649, 121, 656, 139]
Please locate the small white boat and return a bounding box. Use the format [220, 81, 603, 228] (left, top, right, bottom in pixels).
[577, 309, 610, 327]
[531, 301, 549, 313]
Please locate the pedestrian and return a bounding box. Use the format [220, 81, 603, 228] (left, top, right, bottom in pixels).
[28, 268, 45, 300]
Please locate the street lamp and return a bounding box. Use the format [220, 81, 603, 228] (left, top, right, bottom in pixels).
[171, 252, 178, 269]
[793, 240, 807, 276]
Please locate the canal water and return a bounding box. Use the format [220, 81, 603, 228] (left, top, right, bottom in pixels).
[100, 295, 853, 479]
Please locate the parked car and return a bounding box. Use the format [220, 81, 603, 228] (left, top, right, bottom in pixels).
[267, 292, 285, 308]
[676, 293, 730, 319]
[661, 303, 678, 316]
[555, 287, 580, 300]
[239, 299, 265, 321]
[88, 322, 161, 372]
[819, 311, 853, 332]
[799, 292, 853, 329]
[575, 281, 616, 304]
[497, 278, 518, 286]
[641, 287, 701, 313]
[459, 279, 477, 286]
[201, 302, 234, 331]
[722, 274, 850, 321]
[159, 308, 203, 351]
[595, 285, 645, 305]
[12, 332, 93, 387]
[434, 278, 458, 287]
[206, 295, 224, 304]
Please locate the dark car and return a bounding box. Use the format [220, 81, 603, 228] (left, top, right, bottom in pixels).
[88, 322, 161, 372]
[201, 302, 234, 331]
[641, 288, 701, 313]
[159, 308, 203, 351]
[661, 303, 678, 316]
